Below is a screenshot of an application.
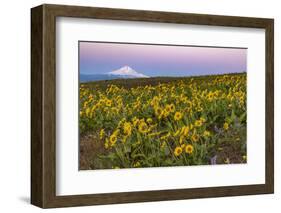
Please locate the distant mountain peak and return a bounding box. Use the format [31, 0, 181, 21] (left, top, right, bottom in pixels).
[108, 66, 149, 78]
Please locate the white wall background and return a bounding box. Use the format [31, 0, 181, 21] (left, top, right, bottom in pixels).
[0, 0, 279, 212]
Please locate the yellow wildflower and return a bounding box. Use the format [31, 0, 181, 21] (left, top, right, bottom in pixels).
[104, 138, 109, 149]
[123, 122, 132, 136]
[200, 117, 206, 123]
[109, 134, 117, 146]
[179, 135, 185, 144]
[146, 118, 153, 124]
[185, 144, 194, 154]
[203, 130, 211, 137]
[191, 133, 199, 142]
[160, 141, 166, 149]
[160, 132, 171, 140]
[169, 104, 175, 112]
[106, 99, 112, 107]
[165, 104, 172, 113]
[155, 107, 163, 119]
[132, 117, 139, 127]
[174, 112, 183, 121]
[138, 121, 149, 134]
[174, 146, 183, 156]
[163, 109, 170, 118]
[99, 129, 105, 139]
[85, 107, 91, 117]
[113, 129, 120, 136]
[195, 119, 203, 127]
[180, 126, 189, 136]
[174, 129, 180, 137]
[223, 122, 229, 130]
[190, 124, 194, 130]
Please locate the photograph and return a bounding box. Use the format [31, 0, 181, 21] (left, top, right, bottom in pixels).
[30, 4, 274, 208]
[79, 41, 247, 170]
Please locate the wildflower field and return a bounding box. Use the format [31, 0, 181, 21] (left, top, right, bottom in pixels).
[79, 73, 247, 170]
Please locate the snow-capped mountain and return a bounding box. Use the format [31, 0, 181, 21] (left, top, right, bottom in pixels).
[108, 66, 149, 78]
[80, 66, 149, 82]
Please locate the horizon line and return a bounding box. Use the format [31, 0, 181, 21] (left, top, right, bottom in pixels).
[80, 71, 246, 77]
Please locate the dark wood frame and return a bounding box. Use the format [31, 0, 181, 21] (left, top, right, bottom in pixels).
[31, 4, 274, 208]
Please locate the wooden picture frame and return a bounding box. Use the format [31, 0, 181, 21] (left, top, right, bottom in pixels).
[31, 4, 274, 208]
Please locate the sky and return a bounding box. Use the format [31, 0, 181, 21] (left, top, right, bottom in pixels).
[79, 41, 247, 77]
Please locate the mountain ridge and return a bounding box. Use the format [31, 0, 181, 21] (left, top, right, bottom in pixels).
[80, 66, 149, 82]
[108, 66, 149, 78]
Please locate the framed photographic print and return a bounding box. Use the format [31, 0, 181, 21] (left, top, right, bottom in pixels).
[31, 4, 274, 208]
